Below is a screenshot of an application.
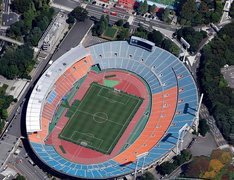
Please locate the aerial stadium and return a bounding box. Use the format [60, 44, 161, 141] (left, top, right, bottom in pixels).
[26, 36, 199, 179]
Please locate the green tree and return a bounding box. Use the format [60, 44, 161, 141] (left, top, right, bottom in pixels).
[116, 19, 124, 26]
[230, 2, 234, 17]
[1, 109, 8, 120]
[149, 4, 156, 14]
[198, 22, 234, 144]
[11, 0, 33, 13]
[23, 4, 36, 30]
[133, 25, 149, 39]
[198, 119, 210, 136]
[162, 8, 170, 22]
[174, 149, 192, 166]
[0, 119, 5, 134]
[148, 30, 163, 46]
[179, 0, 197, 24]
[116, 28, 129, 40]
[97, 20, 106, 35]
[67, 6, 88, 24]
[0, 45, 34, 79]
[161, 39, 180, 56]
[176, 27, 207, 53]
[7, 21, 25, 38]
[28, 27, 42, 46]
[123, 22, 130, 28]
[156, 161, 176, 175]
[35, 16, 49, 31]
[15, 174, 26, 180]
[138, 171, 155, 180]
[138, 0, 148, 14]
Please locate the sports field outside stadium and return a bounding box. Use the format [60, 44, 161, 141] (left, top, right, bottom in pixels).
[59, 82, 143, 154]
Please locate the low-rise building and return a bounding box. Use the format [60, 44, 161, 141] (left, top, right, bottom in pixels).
[38, 12, 68, 53]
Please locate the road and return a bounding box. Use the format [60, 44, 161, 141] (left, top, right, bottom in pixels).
[0, 35, 23, 45]
[1, 0, 19, 26]
[7, 146, 48, 179]
[52, 0, 179, 31]
[3, 0, 10, 13]
[199, 104, 228, 148]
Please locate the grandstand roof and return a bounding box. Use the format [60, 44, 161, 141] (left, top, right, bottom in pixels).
[26, 45, 89, 132]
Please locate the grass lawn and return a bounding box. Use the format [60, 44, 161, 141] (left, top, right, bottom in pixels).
[59, 82, 143, 154]
[102, 27, 118, 40]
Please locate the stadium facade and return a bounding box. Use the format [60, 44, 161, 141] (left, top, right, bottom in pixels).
[26, 37, 198, 179]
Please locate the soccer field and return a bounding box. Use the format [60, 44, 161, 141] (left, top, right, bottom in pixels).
[59, 82, 143, 154]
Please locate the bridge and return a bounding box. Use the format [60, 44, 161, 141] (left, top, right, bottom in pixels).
[0, 35, 23, 46]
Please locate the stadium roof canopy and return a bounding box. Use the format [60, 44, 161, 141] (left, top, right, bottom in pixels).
[26, 45, 89, 132]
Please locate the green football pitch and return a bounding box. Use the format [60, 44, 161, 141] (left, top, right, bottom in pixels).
[59, 82, 143, 154]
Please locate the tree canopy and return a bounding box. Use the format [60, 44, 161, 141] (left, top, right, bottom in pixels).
[14, 174, 26, 180]
[0, 45, 34, 79]
[198, 22, 234, 144]
[8, 0, 54, 46]
[92, 15, 109, 36]
[156, 150, 192, 175]
[177, 0, 223, 26]
[0, 84, 15, 133]
[137, 0, 148, 14]
[115, 19, 124, 27]
[176, 27, 207, 53]
[147, 30, 163, 46]
[137, 171, 155, 180]
[230, 2, 234, 18]
[198, 119, 210, 136]
[67, 6, 88, 24]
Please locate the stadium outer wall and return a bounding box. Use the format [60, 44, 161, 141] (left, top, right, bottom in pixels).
[25, 40, 197, 179]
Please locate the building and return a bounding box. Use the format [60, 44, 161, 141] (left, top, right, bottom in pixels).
[117, 0, 136, 9]
[38, 12, 67, 53]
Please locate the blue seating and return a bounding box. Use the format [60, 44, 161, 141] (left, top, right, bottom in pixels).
[47, 91, 57, 104]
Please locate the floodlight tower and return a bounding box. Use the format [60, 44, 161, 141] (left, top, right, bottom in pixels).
[134, 152, 149, 179]
[194, 93, 204, 133]
[176, 124, 188, 155]
[180, 37, 190, 64]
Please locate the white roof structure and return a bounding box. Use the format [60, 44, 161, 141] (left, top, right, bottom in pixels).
[26, 45, 90, 132]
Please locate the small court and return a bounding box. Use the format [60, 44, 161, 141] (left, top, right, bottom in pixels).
[59, 82, 143, 154]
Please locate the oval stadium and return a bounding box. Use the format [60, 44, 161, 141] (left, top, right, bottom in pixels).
[26, 37, 198, 179]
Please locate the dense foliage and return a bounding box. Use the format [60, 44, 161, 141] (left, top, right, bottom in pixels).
[176, 0, 223, 26]
[182, 149, 233, 179]
[0, 45, 34, 79]
[156, 150, 192, 175]
[14, 174, 26, 180]
[198, 119, 210, 136]
[137, 171, 155, 180]
[0, 85, 15, 133]
[92, 15, 109, 36]
[198, 22, 234, 144]
[230, 1, 234, 18]
[8, 0, 54, 46]
[67, 6, 88, 24]
[175, 27, 207, 53]
[137, 0, 148, 14]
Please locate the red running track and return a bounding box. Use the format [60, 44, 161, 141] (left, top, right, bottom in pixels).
[46, 70, 150, 164]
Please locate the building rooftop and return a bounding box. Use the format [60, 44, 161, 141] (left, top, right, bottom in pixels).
[221, 65, 234, 88]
